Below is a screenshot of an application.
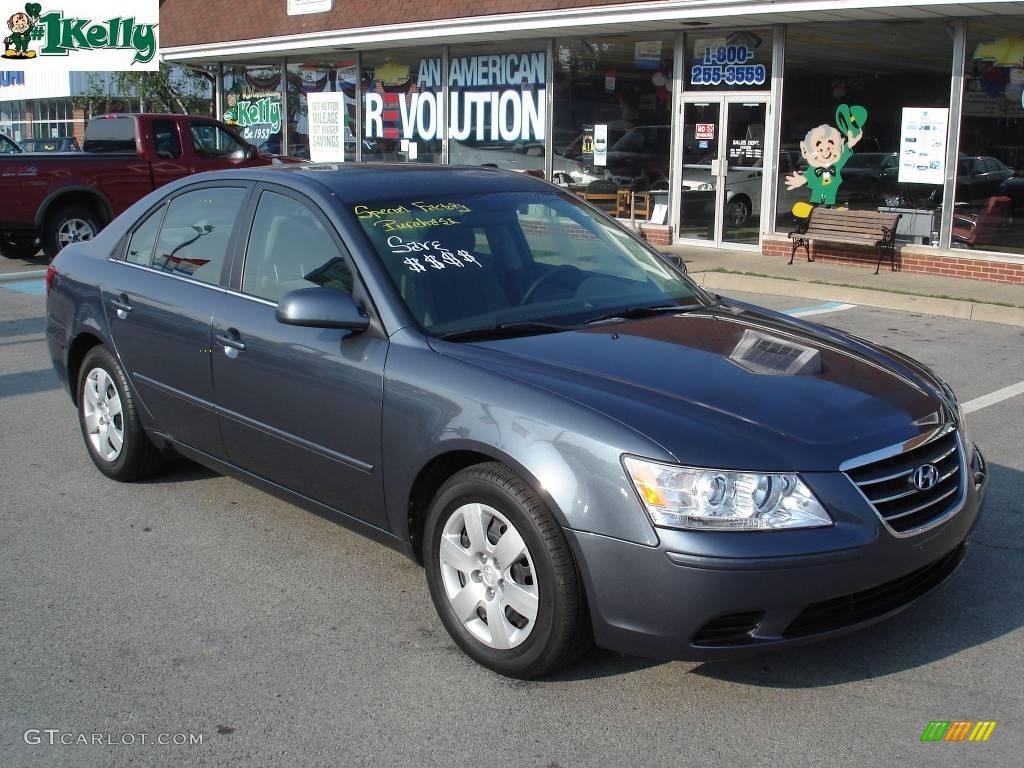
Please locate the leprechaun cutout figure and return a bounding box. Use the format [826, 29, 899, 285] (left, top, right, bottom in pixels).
[4, 3, 42, 59]
[785, 104, 869, 207]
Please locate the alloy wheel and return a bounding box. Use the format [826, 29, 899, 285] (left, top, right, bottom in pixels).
[58, 218, 96, 248]
[439, 502, 539, 650]
[82, 367, 125, 462]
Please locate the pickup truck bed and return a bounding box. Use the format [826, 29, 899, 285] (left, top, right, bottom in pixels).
[0, 113, 294, 259]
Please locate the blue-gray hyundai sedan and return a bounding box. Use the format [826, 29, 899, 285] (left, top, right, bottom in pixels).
[45, 165, 987, 678]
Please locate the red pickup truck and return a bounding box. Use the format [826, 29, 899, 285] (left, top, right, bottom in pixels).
[0, 113, 298, 259]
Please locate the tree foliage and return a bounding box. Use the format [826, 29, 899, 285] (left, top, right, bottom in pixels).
[74, 63, 216, 116]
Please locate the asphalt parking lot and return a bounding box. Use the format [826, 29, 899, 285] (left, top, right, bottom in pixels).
[1, 277, 1022, 767]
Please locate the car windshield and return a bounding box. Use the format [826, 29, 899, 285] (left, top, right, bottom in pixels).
[353, 190, 705, 337]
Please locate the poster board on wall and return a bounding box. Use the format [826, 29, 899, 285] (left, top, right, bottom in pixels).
[898, 107, 949, 185]
[306, 92, 347, 162]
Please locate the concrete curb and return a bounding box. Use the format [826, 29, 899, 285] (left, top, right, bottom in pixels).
[696, 271, 1024, 328]
[0, 269, 47, 283]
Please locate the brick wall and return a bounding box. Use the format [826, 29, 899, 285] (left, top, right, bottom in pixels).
[762, 236, 1024, 285]
[639, 224, 672, 246]
[161, 0, 662, 47]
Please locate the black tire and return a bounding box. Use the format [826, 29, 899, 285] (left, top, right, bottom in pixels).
[0, 236, 39, 260]
[77, 345, 163, 481]
[43, 205, 102, 260]
[726, 195, 752, 227]
[424, 462, 591, 678]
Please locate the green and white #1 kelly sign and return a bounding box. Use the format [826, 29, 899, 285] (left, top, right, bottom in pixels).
[1, 0, 159, 71]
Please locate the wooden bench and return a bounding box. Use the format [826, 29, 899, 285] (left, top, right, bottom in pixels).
[789, 207, 902, 274]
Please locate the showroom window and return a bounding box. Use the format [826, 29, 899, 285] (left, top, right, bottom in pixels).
[448, 42, 547, 176]
[776, 21, 953, 240]
[553, 34, 674, 194]
[362, 47, 443, 163]
[222, 64, 284, 155]
[954, 18, 1024, 254]
[285, 59, 358, 161]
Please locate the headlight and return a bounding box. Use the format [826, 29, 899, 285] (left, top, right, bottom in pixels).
[623, 456, 832, 531]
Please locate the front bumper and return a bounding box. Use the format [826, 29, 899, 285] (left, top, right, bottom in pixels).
[566, 446, 988, 661]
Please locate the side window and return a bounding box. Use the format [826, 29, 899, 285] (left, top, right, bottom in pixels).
[242, 191, 353, 303]
[190, 124, 245, 158]
[152, 120, 182, 159]
[0, 135, 18, 154]
[125, 204, 165, 265]
[152, 187, 247, 284]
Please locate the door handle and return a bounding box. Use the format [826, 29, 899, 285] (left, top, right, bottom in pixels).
[110, 294, 132, 319]
[215, 329, 246, 354]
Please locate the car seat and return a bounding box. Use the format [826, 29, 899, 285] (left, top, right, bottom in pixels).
[398, 224, 513, 329]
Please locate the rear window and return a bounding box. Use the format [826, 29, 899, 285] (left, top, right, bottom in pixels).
[83, 117, 137, 153]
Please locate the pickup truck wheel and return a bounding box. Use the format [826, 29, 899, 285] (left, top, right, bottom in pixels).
[424, 462, 591, 678]
[44, 206, 101, 259]
[77, 346, 163, 482]
[0, 240, 38, 260]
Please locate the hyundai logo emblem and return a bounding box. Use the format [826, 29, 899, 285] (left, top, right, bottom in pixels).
[912, 463, 940, 491]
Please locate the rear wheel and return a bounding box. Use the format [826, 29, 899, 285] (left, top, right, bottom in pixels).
[77, 345, 163, 481]
[43, 205, 101, 259]
[424, 463, 591, 678]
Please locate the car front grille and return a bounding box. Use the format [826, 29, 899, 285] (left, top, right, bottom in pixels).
[783, 543, 966, 638]
[844, 427, 964, 535]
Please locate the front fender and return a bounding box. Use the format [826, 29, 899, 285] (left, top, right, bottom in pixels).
[382, 332, 665, 547]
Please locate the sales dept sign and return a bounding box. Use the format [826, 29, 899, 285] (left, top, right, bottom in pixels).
[1, 1, 159, 71]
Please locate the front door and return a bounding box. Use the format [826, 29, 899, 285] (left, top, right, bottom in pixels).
[679, 96, 769, 247]
[211, 186, 389, 528]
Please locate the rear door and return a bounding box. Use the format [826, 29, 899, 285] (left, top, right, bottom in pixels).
[102, 183, 251, 457]
[210, 184, 389, 527]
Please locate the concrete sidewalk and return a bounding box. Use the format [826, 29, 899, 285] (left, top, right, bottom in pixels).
[665, 244, 1024, 327]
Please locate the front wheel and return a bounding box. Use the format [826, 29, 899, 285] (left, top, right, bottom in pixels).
[0, 235, 39, 260]
[424, 463, 590, 678]
[726, 195, 752, 227]
[77, 345, 163, 481]
[43, 205, 101, 259]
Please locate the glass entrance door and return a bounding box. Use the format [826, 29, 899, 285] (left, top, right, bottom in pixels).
[679, 101, 720, 241]
[679, 96, 769, 247]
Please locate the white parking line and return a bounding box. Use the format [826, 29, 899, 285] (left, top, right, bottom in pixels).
[784, 302, 857, 318]
[962, 381, 1024, 414]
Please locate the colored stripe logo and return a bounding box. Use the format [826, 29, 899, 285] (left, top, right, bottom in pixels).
[921, 721, 997, 742]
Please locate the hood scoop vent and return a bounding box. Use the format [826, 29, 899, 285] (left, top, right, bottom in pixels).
[728, 329, 821, 376]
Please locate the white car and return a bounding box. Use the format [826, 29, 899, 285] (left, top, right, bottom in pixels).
[681, 150, 805, 226]
[447, 138, 605, 185]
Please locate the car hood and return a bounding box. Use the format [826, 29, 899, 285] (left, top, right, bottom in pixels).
[430, 303, 947, 471]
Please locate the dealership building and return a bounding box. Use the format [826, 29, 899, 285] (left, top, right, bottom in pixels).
[158, 0, 1024, 284]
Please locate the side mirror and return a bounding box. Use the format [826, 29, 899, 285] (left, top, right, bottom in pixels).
[662, 252, 687, 273]
[275, 288, 370, 331]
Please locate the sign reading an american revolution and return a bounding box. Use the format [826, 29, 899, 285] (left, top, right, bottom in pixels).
[1, 1, 159, 71]
[364, 51, 547, 143]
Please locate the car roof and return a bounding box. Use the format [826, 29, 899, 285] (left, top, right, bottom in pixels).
[188, 163, 553, 205]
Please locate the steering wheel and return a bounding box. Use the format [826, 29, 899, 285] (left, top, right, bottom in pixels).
[521, 265, 582, 304]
